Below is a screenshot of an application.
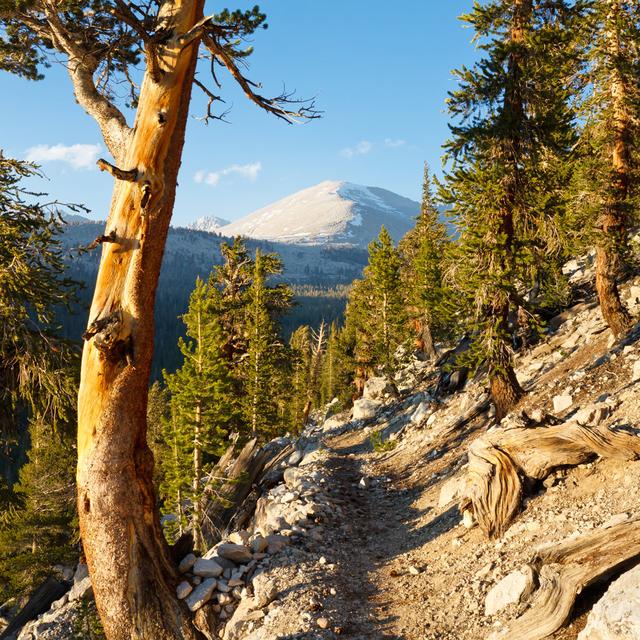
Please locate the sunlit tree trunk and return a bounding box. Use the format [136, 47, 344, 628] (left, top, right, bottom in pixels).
[75, 0, 206, 636]
[595, 0, 633, 339]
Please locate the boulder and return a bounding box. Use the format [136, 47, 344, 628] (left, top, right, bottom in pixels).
[352, 398, 382, 421]
[217, 543, 253, 564]
[410, 401, 431, 426]
[193, 558, 224, 578]
[176, 581, 193, 599]
[184, 578, 217, 612]
[485, 567, 536, 616]
[68, 565, 92, 602]
[578, 563, 640, 639]
[552, 394, 573, 413]
[362, 377, 395, 401]
[178, 553, 197, 573]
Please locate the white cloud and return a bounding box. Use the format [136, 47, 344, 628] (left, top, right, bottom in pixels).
[340, 140, 373, 159]
[194, 161, 262, 187]
[384, 138, 406, 148]
[25, 143, 102, 169]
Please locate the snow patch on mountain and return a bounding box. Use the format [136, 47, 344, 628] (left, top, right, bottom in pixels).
[186, 215, 231, 233]
[213, 180, 419, 247]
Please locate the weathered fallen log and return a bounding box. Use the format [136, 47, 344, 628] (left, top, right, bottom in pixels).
[0, 577, 69, 640]
[492, 517, 640, 640]
[199, 437, 292, 548]
[466, 419, 640, 538]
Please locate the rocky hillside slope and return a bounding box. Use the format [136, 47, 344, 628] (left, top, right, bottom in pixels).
[3, 256, 640, 640]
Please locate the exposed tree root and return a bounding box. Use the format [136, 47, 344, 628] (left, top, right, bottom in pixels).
[465, 418, 640, 538]
[492, 517, 640, 640]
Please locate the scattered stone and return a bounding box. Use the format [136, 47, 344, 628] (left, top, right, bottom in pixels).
[485, 567, 536, 616]
[576, 404, 610, 427]
[178, 553, 197, 574]
[217, 543, 253, 564]
[552, 394, 573, 413]
[185, 578, 217, 612]
[411, 401, 431, 425]
[317, 617, 329, 629]
[632, 360, 640, 384]
[228, 530, 251, 546]
[193, 558, 224, 578]
[462, 509, 475, 529]
[408, 565, 422, 575]
[176, 581, 192, 599]
[363, 376, 395, 401]
[352, 398, 382, 420]
[438, 475, 468, 508]
[250, 534, 268, 554]
[602, 513, 630, 529]
[266, 535, 289, 554]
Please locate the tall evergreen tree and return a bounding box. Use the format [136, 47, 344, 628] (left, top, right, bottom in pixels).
[441, 0, 579, 419]
[0, 420, 77, 600]
[242, 250, 285, 441]
[572, 0, 640, 337]
[346, 226, 407, 390]
[400, 163, 450, 357]
[162, 278, 233, 552]
[0, 155, 79, 444]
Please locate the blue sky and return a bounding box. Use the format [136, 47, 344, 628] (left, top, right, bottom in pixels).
[0, 1, 478, 226]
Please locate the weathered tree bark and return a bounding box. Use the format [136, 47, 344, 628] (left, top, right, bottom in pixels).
[493, 517, 640, 640]
[595, 0, 634, 340]
[76, 0, 206, 636]
[465, 418, 640, 538]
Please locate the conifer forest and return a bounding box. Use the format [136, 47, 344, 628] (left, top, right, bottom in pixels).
[2, 2, 640, 639]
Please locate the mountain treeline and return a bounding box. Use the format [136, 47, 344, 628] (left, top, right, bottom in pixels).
[1, 0, 640, 617]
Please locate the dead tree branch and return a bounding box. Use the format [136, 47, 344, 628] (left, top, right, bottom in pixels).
[96, 158, 138, 182]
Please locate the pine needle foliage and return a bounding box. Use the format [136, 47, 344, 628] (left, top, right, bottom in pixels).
[440, 0, 581, 417]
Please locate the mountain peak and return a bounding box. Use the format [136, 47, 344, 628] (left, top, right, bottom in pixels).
[186, 215, 231, 233]
[209, 181, 419, 247]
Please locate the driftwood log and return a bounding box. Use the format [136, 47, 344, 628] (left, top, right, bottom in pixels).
[0, 577, 69, 640]
[465, 419, 640, 538]
[199, 437, 293, 548]
[493, 517, 640, 640]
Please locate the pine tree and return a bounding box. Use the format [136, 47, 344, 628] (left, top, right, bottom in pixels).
[242, 250, 284, 441]
[441, 0, 580, 419]
[161, 278, 234, 552]
[572, 0, 640, 338]
[400, 163, 450, 357]
[0, 420, 77, 600]
[0, 155, 79, 443]
[345, 226, 407, 390]
[288, 325, 312, 432]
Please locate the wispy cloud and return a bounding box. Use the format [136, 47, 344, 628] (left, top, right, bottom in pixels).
[340, 140, 373, 159]
[194, 162, 262, 187]
[384, 138, 406, 148]
[25, 143, 102, 169]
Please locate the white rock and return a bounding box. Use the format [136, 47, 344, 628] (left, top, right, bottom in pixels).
[176, 581, 193, 599]
[185, 578, 217, 612]
[552, 394, 573, 413]
[352, 398, 382, 421]
[576, 405, 609, 427]
[462, 509, 475, 529]
[578, 563, 640, 639]
[363, 376, 395, 401]
[485, 567, 535, 616]
[632, 360, 640, 383]
[193, 558, 224, 578]
[411, 401, 431, 425]
[438, 475, 468, 508]
[68, 564, 92, 601]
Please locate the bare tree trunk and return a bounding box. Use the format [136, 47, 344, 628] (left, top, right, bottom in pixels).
[76, 0, 206, 636]
[192, 403, 203, 553]
[595, 0, 633, 340]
